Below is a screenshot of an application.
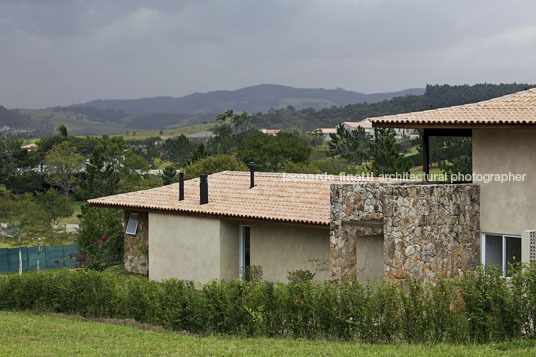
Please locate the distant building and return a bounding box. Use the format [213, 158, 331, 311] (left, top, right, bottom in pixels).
[259, 129, 280, 136]
[343, 119, 416, 139]
[0, 126, 10, 132]
[160, 135, 176, 141]
[187, 131, 215, 142]
[309, 128, 337, 141]
[342, 119, 374, 134]
[21, 143, 37, 150]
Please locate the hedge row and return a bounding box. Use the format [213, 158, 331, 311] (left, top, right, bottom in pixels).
[1, 264, 535, 343]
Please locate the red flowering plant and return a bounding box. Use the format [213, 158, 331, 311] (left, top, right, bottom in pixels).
[76, 205, 123, 271]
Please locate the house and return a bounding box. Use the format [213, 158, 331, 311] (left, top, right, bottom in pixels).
[342, 119, 374, 134]
[186, 131, 215, 142]
[21, 143, 37, 150]
[259, 129, 280, 136]
[309, 128, 337, 141]
[89, 89, 536, 284]
[89, 171, 398, 283]
[343, 119, 417, 139]
[363, 88, 536, 279]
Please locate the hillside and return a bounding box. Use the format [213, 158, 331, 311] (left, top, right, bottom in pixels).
[79, 84, 425, 116]
[252, 83, 536, 130]
[3, 83, 533, 136]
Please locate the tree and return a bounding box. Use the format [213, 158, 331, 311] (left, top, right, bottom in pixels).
[0, 134, 16, 185]
[436, 137, 472, 178]
[216, 110, 252, 131]
[369, 128, 410, 176]
[207, 124, 236, 155]
[0, 192, 64, 274]
[189, 143, 208, 164]
[237, 132, 311, 171]
[183, 155, 247, 180]
[44, 142, 84, 197]
[35, 188, 74, 225]
[0, 135, 40, 189]
[162, 166, 176, 185]
[56, 124, 68, 137]
[80, 143, 120, 199]
[162, 135, 195, 164]
[328, 124, 371, 165]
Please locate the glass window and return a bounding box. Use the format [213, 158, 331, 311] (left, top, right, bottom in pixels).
[239, 225, 251, 280]
[483, 233, 522, 276]
[125, 213, 139, 235]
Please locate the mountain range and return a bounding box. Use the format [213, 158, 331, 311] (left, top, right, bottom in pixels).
[77, 84, 424, 116]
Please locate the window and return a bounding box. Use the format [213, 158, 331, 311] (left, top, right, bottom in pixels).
[482, 233, 521, 276]
[125, 213, 139, 235]
[239, 225, 250, 280]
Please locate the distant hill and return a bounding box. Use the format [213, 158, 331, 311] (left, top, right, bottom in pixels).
[252, 83, 536, 130]
[4, 83, 533, 136]
[0, 106, 35, 128]
[78, 84, 425, 116]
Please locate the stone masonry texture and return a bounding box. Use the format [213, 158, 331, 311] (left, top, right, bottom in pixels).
[330, 183, 480, 282]
[124, 211, 149, 275]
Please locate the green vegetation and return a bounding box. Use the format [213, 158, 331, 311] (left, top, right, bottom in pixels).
[1, 311, 535, 356]
[252, 83, 534, 130]
[1, 265, 536, 344]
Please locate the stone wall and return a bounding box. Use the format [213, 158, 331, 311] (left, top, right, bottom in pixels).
[330, 182, 480, 282]
[124, 211, 149, 275]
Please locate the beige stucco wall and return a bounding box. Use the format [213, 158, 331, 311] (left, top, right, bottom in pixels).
[355, 235, 384, 283]
[148, 212, 331, 283]
[219, 220, 240, 281]
[473, 130, 536, 237]
[250, 222, 330, 283]
[149, 212, 221, 283]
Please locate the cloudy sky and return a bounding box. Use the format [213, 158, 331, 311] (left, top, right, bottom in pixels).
[1, 0, 535, 108]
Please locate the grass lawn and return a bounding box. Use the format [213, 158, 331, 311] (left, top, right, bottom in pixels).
[0, 311, 534, 356]
[59, 200, 84, 225]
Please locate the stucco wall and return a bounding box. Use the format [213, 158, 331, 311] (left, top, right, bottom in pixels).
[148, 212, 221, 283]
[473, 130, 536, 236]
[250, 222, 330, 283]
[220, 220, 240, 281]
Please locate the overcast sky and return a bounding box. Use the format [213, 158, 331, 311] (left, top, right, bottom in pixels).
[1, 0, 536, 108]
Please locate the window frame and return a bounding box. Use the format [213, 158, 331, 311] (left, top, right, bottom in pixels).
[481, 232, 522, 276]
[125, 213, 139, 236]
[238, 225, 250, 280]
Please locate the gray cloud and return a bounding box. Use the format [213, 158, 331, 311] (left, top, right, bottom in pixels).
[1, 0, 535, 108]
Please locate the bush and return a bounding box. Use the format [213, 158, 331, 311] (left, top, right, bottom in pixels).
[287, 269, 316, 284]
[241, 265, 263, 282]
[76, 205, 123, 270]
[1, 264, 536, 343]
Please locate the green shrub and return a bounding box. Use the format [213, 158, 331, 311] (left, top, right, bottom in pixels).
[1, 264, 535, 343]
[287, 270, 316, 284]
[241, 265, 263, 282]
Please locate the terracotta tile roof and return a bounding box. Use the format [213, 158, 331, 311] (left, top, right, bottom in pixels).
[88, 171, 393, 226]
[369, 88, 536, 128]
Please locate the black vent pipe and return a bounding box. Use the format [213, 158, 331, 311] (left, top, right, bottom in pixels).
[200, 174, 208, 204]
[248, 162, 256, 188]
[179, 172, 184, 201]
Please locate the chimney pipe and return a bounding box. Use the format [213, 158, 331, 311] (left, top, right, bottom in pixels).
[200, 174, 208, 204]
[248, 162, 256, 188]
[178, 172, 184, 201]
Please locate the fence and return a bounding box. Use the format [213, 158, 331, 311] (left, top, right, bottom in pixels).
[0, 244, 79, 273]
